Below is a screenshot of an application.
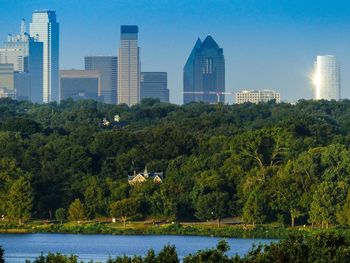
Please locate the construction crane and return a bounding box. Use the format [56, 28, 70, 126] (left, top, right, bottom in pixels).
[183, 91, 235, 103]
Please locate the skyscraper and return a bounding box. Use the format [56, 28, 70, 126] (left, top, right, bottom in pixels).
[0, 19, 43, 102]
[313, 55, 341, 101]
[118, 25, 140, 106]
[183, 35, 225, 104]
[30, 10, 59, 103]
[140, 72, 169, 103]
[85, 56, 118, 104]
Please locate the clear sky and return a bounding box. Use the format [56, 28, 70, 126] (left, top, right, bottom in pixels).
[1, 0, 350, 104]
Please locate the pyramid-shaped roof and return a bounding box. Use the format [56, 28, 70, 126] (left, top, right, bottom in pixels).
[184, 38, 202, 68]
[201, 35, 219, 49]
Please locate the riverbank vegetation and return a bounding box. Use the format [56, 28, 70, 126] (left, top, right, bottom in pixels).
[2, 98, 350, 229]
[8, 232, 350, 263]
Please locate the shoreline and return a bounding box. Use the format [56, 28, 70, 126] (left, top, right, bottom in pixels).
[0, 222, 335, 239]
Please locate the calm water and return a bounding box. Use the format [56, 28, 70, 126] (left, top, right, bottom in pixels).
[0, 233, 275, 262]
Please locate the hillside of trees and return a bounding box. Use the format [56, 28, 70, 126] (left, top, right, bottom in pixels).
[2, 98, 350, 227]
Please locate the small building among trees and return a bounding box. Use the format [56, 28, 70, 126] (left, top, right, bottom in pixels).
[128, 167, 163, 185]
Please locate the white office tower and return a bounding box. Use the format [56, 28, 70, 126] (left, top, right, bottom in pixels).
[118, 25, 140, 106]
[314, 55, 340, 101]
[30, 10, 59, 102]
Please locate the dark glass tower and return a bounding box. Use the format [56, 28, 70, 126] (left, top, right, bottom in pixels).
[140, 72, 169, 103]
[183, 35, 225, 104]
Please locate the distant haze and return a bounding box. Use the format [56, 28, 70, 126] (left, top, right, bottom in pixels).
[1, 0, 350, 104]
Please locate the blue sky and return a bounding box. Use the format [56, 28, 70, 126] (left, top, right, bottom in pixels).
[1, 0, 350, 104]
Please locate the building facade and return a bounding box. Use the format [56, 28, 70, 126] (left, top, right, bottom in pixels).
[0, 64, 14, 91]
[183, 36, 225, 104]
[314, 55, 341, 101]
[236, 90, 281, 104]
[0, 19, 43, 102]
[14, 72, 31, 100]
[30, 10, 59, 102]
[85, 56, 118, 104]
[60, 70, 101, 101]
[118, 25, 140, 106]
[140, 72, 169, 103]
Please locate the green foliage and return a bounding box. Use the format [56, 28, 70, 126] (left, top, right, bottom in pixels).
[4, 98, 350, 226]
[31, 252, 79, 263]
[55, 208, 66, 224]
[68, 199, 86, 222]
[184, 240, 231, 263]
[7, 177, 33, 224]
[242, 189, 266, 226]
[110, 198, 139, 228]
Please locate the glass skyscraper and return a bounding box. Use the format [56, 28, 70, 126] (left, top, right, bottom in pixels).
[183, 36, 225, 104]
[314, 55, 341, 101]
[140, 72, 169, 103]
[118, 25, 140, 106]
[85, 56, 118, 104]
[30, 10, 59, 103]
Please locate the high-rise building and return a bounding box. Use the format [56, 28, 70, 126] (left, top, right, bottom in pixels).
[118, 25, 140, 106]
[313, 55, 341, 101]
[85, 56, 118, 104]
[235, 90, 281, 104]
[140, 72, 169, 103]
[183, 35, 225, 104]
[60, 70, 101, 101]
[0, 19, 43, 102]
[30, 10, 59, 103]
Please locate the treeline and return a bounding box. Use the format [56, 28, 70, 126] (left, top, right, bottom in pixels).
[14, 233, 350, 263]
[2, 98, 350, 227]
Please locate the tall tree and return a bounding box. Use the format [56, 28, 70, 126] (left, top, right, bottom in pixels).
[7, 177, 33, 224]
[242, 189, 266, 227]
[68, 199, 86, 222]
[110, 198, 139, 228]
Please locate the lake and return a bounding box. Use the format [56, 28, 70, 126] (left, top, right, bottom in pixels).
[0, 233, 276, 262]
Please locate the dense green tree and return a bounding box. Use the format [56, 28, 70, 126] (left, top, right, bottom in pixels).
[68, 199, 86, 222]
[110, 198, 139, 228]
[7, 177, 33, 224]
[55, 208, 66, 224]
[242, 189, 266, 227]
[309, 182, 347, 228]
[191, 171, 230, 226]
[156, 244, 179, 263]
[184, 240, 230, 263]
[84, 177, 104, 219]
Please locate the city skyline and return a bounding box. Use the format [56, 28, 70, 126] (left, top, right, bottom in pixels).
[1, 1, 350, 104]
